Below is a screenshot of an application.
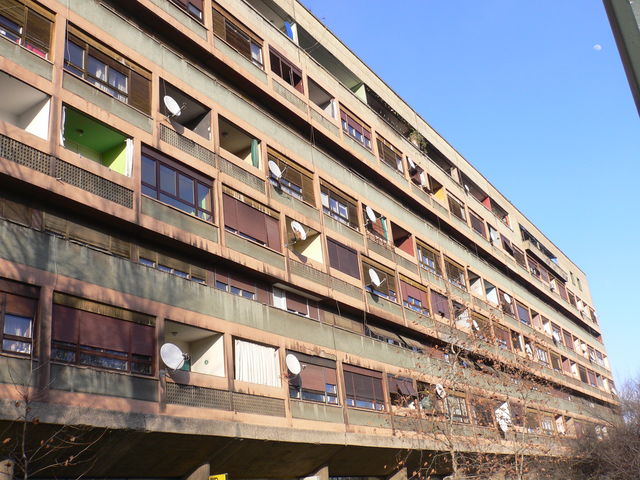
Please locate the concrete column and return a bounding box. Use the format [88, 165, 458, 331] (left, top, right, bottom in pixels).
[387, 467, 407, 480]
[303, 464, 328, 480]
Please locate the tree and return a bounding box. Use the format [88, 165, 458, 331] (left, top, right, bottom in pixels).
[572, 376, 640, 480]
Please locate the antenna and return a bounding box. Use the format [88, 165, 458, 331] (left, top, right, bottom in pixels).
[163, 95, 183, 118]
[160, 342, 187, 370]
[365, 205, 377, 224]
[435, 383, 446, 398]
[290, 220, 307, 242]
[285, 353, 302, 376]
[368, 268, 385, 288]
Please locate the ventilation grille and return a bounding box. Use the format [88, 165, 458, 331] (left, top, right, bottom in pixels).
[0, 134, 133, 208]
[166, 382, 285, 417]
[219, 156, 265, 193]
[289, 259, 330, 286]
[159, 124, 216, 168]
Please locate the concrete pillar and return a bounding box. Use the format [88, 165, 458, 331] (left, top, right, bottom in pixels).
[387, 467, 407, 480]
[0, 459, 14, 480]
[303, 464, 328, 480]
[183, 463, 210, 480]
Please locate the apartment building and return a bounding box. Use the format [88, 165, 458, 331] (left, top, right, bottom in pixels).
[0, 0, 618, 478]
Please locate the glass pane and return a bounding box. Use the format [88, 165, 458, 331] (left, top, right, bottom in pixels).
[178, 173, 195, 203]
[159, 164, 177, 196]
[108, 68, 128, 93]
[141, 155, 156, 186]
[3, 339, 31, 354]
[141, 184, 157, 198]
[79, 352, 127, 371]
[87, 56, 107, 81]
[197, 184, 211, 211]
[64, 40, 84, 67]
[250, 43, 263, 65]
[3, 314, 33, 338]
[159, 193, 196, 215]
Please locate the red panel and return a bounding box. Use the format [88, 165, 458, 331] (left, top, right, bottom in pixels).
[265, 214, 281, 251]
[131, 323, 154, 356]
[79, 312, 130, 352]
[222, 194, 239, 231]
[51, 305, 79, 343]
[5, 294, 36, 317]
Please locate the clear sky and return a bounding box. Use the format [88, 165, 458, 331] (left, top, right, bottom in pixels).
[300, 0, 640, 386]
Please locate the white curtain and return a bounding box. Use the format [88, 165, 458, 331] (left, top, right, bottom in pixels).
[234, 339, 281, 387]
[125, 138, 134, 177]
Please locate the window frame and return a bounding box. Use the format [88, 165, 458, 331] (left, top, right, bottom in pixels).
[141, 147, 214, 222]
[363, 260, 397, 302]
[342, 364, 385, 411]
[0, 0, 53, 59]
[268, 149, 315, 205]
[288, 352, 338, 405]
[320, 182, 358, 230]
[212, 3, 263, 68]
[340, 106, 372, 149]
[376, 135, 403, 172]
[417, 242, 443, 276]
[0, 289, 37, 357]
[269, 47, 303, 93]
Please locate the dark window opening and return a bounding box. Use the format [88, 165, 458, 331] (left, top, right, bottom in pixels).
[269, 48, 303, 92]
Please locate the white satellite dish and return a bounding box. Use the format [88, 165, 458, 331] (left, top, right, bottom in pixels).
[552, 331, 561, 344]
[472, 319, 480, 331]
[464, 184, 470, 194]
[160, 342, 185, 370]
[285, 353, 302, 375]
[365, 205, 377, 224]
[268, 160, 283, 180]
[407, 157, 417, 173]
[503, 293, 512, 304]
[368, 268, 384, 288]
[435, 383, 446, 398]
[290, 220, 307, 241]
[163, 95, 182, 117]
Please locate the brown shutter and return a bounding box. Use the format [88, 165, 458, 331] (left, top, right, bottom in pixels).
[225, 22, 251, 58]
[328, 238, 359, 279]
[299, 364, 326, 391]
[222, 194, 239, 231]
[286, 291, 308, 315]
[229, 273, 255, 293]
[5, 294, 36, 317]
[264, 214, 281, 250]
[212, 8, 226, 38]
[25, 8, 51, 54]
[308, 301, 319, 320]
[68, 222, 110, 250]
[301, 174, 314, 204]
[0, 0, 25, 26]
[131, 323, 154, 356]
[430, 291, 450, 319]
[237, 201, 267, 244]
[79, 312, 130, 352]
[129, 70, 151, 115]
[52, 305, 80, 344]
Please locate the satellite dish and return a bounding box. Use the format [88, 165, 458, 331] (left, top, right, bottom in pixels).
[495, 402, 511, 432]
[525, 343, 533, 356]
[365, 205, 377, 224]
[472, 319, 480, 331]
[498, 418, 509, 432]
[290, 220, 307, 241]
[368, 268, 384, 288]
[464, 184, 470, 193]
[163, 95, 182, 117]
[435, 384, 446, 398]
[503, 293, 512, 304]
[285, 353, 302, 375]
[552, 331, 561, 344]
[268, 160, 283, 179]
[160, 342, 185, 370]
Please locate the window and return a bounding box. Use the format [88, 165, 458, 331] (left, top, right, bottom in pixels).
[494, 325, 511, 350]
[327, 238, 360, 279]
[363, 204, 387, 241]
[550, 353, 562, 372]
[562, 330, 574, 351]
[223, 187, 281, 250]
[515, 301, 531, 325]
[365, 324, 403, 347]
[62, 107, 133, 176]
[163, 320, 224, 376]
[138, 247, 208, 285]
[218, 116, 261, 168]
[447, 194, 466, 221]
[417, 242, 442, 276]
[268, 149, 314, 204]
[0, 71, 50, 140]
[320, 183, 358, 229]
[417, 382, 443, 416]
[445, 394, 469, 423]
[484, 280, 498, 305]
[272, 288, 319, 320]
[512, 245, 527, 268]
[269, 48, 303, 92]
[469, 210, 486, 238]
[142, 148, 213, 222]
[340, 107, 372, 149]
[214, 268, 270, 304]
[234, 338, 280, 387]
[51, 296, 154, 376]
[430, 290, 450, 319]
[535, 345, 549, 366]
[472, 314, 492, 342]
[388, 376, 418, 410]
[390, 222, 413, 255]
[578, 365, 589, 384]
[468, 271, 483, 297]
[399, 278, 429, 316]
[444, 258, 466, 290]
[376, 135, 403, 172]
[159, 80, 211, 139]
[525, 410, 540, 433]
[0, 287, 37, 356]
[472, 398, 494, 427]
[212, 4, 262, 67]
[288, 352, 338, 405]
[499, 290, 515, 316]
[342, 364, 385, 411]
[0, 0, 52, 58]
[172, 0, 203, 21]
[308, 77, 335, 117]
[363, 261, 397, 302]
[64, 26, 151, 114]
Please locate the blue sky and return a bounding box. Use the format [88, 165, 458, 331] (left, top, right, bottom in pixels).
[300, 0, 640, 386]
